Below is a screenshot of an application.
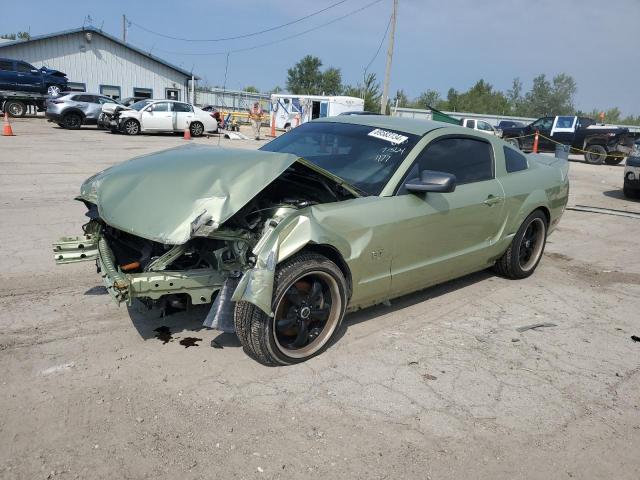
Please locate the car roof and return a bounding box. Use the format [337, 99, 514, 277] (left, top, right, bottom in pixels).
[311, 115, 450, 136]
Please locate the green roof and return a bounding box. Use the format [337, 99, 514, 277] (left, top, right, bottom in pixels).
[314, 115, 451, 136]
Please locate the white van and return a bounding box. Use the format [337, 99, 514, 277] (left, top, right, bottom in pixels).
[270, 94, 364, 131]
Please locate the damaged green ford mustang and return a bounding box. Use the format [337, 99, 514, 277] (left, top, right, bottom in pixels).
[54, 116, 569, 365]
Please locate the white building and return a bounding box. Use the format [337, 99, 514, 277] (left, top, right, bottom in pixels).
[0, 26, 197, 101]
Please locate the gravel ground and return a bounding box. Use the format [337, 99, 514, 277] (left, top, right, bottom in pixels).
[1, 118, 639, 480]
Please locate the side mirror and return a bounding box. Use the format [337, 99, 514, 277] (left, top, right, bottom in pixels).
[405, 170, 456, 194]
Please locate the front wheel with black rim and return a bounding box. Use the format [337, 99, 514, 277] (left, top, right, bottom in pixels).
[62, 112, 83, 129]
[234, 252, 348, 366]
[122, 119, 140, 135]
[189, 121, 204, 137]
[584, 144, 607, 164]
[494, 210, 548, 279]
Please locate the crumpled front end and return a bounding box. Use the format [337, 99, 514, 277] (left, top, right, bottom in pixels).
[54, 144, 359, 326]
[53, 218, 239, 307]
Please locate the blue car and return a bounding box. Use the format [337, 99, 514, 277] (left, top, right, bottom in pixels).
[0, 58, 68, 96]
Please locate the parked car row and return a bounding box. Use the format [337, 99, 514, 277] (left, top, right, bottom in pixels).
[43, 93, 219, 136]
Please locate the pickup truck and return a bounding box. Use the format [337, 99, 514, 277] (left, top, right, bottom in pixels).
[501, 116, 638, 165]
[460, 118, 500, 136]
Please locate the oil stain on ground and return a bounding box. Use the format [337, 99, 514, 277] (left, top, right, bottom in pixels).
[179, 337, 202, 348]
[154, 326, 173, 344]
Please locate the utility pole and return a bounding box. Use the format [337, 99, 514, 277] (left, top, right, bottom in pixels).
[380, 0, 397, 115]
[122, 14, 127, 42]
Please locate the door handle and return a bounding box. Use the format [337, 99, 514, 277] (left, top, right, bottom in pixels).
[483, 194, 504, 206]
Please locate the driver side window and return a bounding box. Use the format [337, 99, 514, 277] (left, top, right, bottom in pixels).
[397, 136, 494, 194]
[532, 118, 553, 130]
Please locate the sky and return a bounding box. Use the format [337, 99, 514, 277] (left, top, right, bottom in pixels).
[2, 0, 639, 115]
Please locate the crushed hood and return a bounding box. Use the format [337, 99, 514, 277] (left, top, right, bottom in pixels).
[79, 144, 301, 244]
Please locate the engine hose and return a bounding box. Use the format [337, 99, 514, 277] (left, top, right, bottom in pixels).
[98, 237, 128, 290]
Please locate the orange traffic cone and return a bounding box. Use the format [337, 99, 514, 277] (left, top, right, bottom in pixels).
[3, 112, 15, 136]
[183, 122, 191, 140]
[269, 113, 276, 137]
[532, 130, 539, 153]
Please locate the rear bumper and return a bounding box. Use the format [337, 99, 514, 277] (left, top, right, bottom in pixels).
[53, 233, 224, 305]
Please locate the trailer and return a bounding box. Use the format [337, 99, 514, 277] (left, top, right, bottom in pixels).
[270, 94, 364, 131]
[0, 90, 49, 117]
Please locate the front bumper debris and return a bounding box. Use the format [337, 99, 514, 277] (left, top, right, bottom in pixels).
[53, 234, 99, 263]
[54, 232, 225, 305]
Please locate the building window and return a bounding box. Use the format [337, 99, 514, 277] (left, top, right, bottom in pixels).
[67, 82, 86, 92]
[133, 87, 153, 99]
[165, 88, 179, 101]
[100, 85, 121, 100]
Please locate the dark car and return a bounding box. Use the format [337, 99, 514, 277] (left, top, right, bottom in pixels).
[623, 141, 640, 199]
[45, 93, 119, 129]
[0, 58, 68, 96]
[497, 120, 524, 129]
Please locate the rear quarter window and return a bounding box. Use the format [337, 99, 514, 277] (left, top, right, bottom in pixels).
[504, 146, 528, 173]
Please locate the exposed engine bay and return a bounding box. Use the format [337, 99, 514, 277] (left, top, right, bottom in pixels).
[68, 161, 357, 310]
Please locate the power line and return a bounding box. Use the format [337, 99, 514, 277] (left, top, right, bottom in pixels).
[128, 0, 350, 42]
[363, 13, 392, 78]
[146, 0, 385, 57]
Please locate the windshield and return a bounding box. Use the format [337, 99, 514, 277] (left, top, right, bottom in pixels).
[129, 100, 153, 111]
[260, 122, 420, 195]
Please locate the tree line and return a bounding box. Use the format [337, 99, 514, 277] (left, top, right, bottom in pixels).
[281, 55, 639, 125]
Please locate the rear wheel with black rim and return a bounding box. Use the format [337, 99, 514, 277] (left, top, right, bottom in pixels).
[494, 210, 548, 279]
[585, 144, 607, 164]
[62, 112, 83, 129]
[5, 100, 26, 117]
[234, 252, 347, 366]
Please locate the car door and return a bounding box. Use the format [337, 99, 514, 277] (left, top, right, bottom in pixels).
[172, 102, 195, 131]
[15, 61, 41, 92]
[529, 117, 554, 151]
[549, 115, 577, 146]
[141, 102, 173, 130]
[0, 59, 17, 90]
[388, 135, 507, 296]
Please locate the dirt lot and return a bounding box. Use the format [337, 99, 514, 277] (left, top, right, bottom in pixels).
[1, 118, 639, 480]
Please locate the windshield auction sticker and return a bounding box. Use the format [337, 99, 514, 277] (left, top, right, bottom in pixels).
[368, 129, 409, 145]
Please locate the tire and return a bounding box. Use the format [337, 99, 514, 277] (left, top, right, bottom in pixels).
[62, 112, 83, 129]
[584, 144, 607, 164]
[122, 119, 140, 135]
[284, 123, 292, 133]
[623, 184, 640, 199]
[5, 100, 26, 117]
[189, 121, 204, 137]
[46, 85, 61, 97]
[494, 210, 548, 279]
[234, 252, 348, 366]
[604, 156, 624, 166]
[506, 137, 520, 149]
